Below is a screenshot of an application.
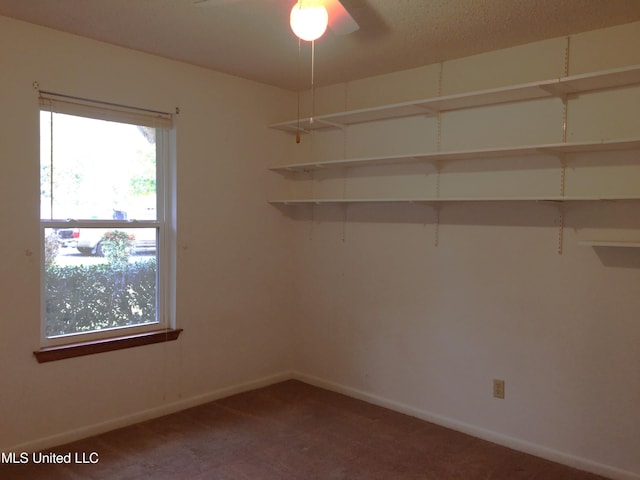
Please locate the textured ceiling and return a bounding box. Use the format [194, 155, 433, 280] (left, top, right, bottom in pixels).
[1, 0, 640, 90]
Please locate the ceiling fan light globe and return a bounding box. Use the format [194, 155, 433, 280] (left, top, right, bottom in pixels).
[290, 1, 329, 41]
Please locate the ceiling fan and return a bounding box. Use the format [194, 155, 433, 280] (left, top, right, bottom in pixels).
[194, 0, 360, 37]
[196, 0, 358, 142]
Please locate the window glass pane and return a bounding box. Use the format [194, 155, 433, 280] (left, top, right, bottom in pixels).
[40, 112, 157, 221]
[44, 227, 158, 338]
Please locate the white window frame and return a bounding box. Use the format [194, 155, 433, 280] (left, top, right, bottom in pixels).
[39, 92, 176, 348]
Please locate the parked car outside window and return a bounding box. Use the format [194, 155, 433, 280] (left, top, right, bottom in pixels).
[56, 206, 156, 256]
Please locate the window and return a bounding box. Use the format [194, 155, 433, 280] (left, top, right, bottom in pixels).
[37, 92, 177, 359]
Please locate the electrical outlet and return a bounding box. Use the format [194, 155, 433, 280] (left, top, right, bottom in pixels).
[493, 379, 505, 399]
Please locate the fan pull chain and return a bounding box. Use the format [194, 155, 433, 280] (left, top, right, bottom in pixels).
[310, 39, 316, 125]
[296, 37, 302, 143]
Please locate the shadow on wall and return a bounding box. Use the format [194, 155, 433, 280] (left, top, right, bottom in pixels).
[274, 199, 640, 227]
[590, 247, 640, 268]
[273, 200, 640, 269]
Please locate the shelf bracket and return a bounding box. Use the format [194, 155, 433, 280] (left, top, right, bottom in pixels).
[341, 204, 348, 243]
[557, 202, 565, 255]
[562, 96, 569, 144]
[342, 166, 349, 207]
[292, 127, 311, 136]
[436, 113, 443, 152]
[416, 104, 440, 117]
[553, 37, 570, 257]
[434, 161, 443, 198]
[559, 154, 567, 197]
[538, 83, 571, 100]
[556, 153, 567, 255]
[539, 200, 565, 255]
[308, 203, 316, 241]
[313, 118, 346, 130]
[434, 203, 441, 247]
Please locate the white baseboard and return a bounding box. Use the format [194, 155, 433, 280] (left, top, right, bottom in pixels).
[291, 372, 640, 480]
[5, 370, 638, 480]
[3, 371, 292, 455]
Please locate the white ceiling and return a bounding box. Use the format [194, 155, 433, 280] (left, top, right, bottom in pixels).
[1, 0, 640, 91]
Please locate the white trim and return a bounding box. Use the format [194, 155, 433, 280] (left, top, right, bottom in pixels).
[291, 372, 640, 480]
[4, 370, 637, 480]
[42, 220, 159, 228]
[2, 372, 292, 455]
[156, 127, 175, 329]
[39, 97, 174, 346]
[39, 91, 172, 129]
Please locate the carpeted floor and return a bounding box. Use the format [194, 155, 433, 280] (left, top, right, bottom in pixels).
[0, 380, 608, 479]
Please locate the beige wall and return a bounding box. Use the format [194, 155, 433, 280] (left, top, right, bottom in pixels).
[2, 12, 640, 480]
[278, 22, 640, 480]
[0, 15, 295, 451]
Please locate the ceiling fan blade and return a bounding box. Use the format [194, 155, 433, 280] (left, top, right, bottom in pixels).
[325, 0, 359, 35]
[193, 0, 241, 7]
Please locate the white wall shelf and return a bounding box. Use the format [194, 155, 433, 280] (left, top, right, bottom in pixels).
[269, 62, 640, 256]
[269, 138, 640, 172]
[578, 240, 640, 248]
[270, 195, 640, 206]
[269, 65, 640, 133]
